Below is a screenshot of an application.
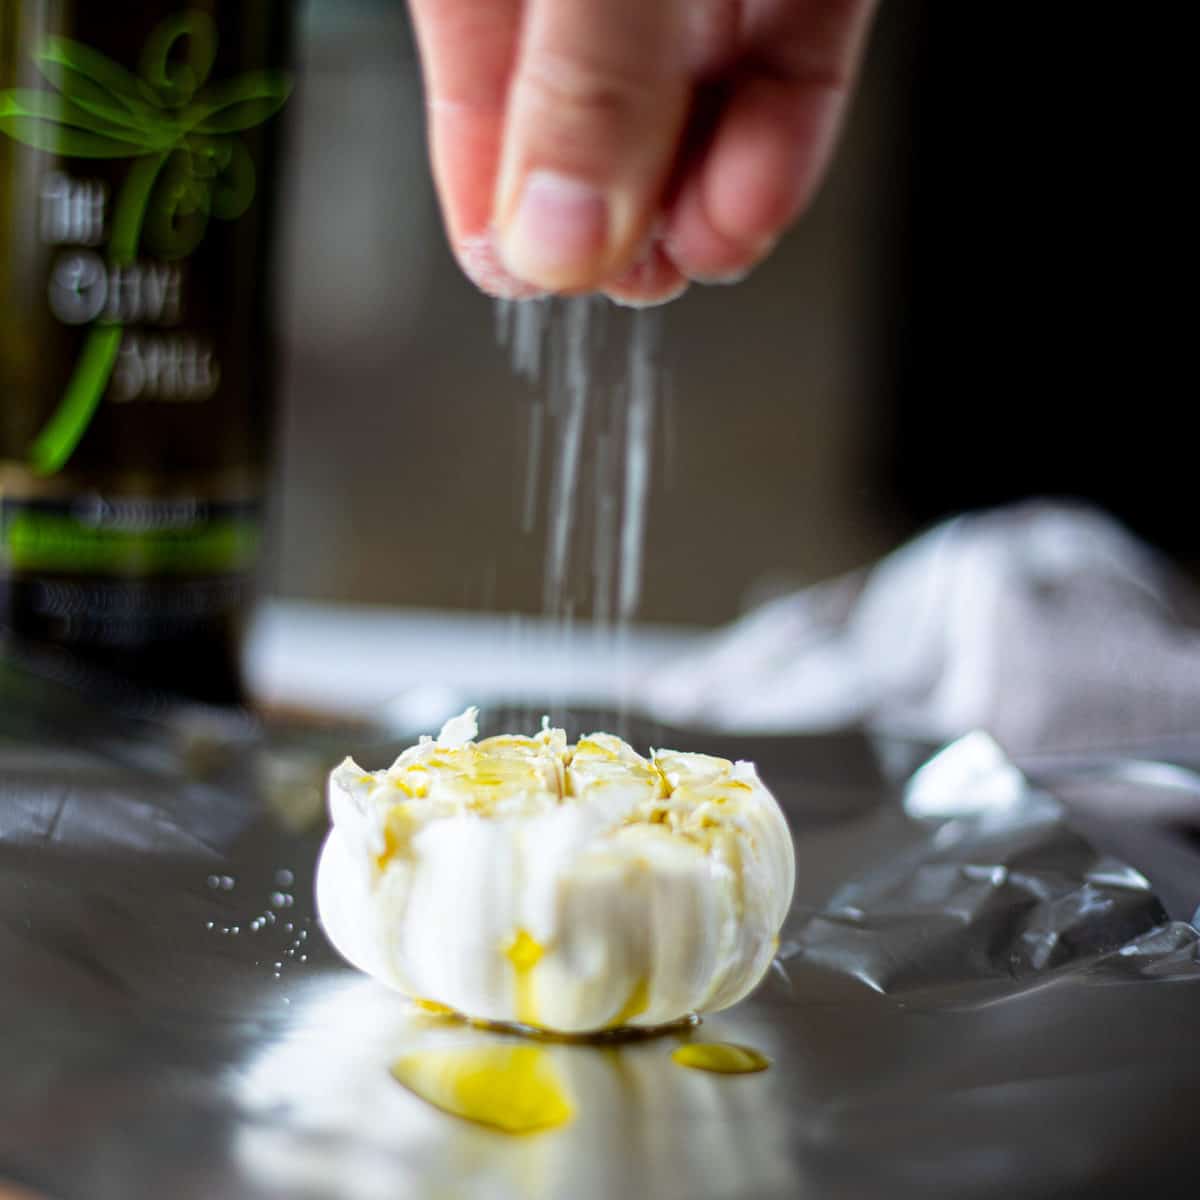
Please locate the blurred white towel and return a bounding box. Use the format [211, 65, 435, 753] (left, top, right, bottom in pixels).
[645, 502, 1200, 753]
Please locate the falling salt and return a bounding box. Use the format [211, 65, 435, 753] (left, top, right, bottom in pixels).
[521, 401, 545, 534]
[542, 298, 591, 618]
[591, 429, 616, 632]
[510, 298, 548, 384]
[496, 297, 664, 697]
[618, 311, 659, 622]
[494, 296, 514, 347]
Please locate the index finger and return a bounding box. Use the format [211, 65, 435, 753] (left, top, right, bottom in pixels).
[407, 0, 537, 296]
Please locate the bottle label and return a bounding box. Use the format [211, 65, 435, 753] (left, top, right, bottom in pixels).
[0, 460, 262, 657]
[0, 473, 260, 576]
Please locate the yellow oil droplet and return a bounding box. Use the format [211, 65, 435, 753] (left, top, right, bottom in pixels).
[374, 806, 413, 870]
[390, 1045, 572, 1135]
[671, 1043, 770, 1074]
[506, 930, 544, 971]
[413, 997, 456, 1017]
[505, 929, 544, 1026]
[478, 736, 534, 752]
[607, 976, 650, 1029]
[575, 738, 617, 760]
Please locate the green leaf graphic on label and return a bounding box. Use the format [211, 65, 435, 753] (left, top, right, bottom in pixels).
[35, 35, 161, 121]
[0, 90, 147, 155]
[0, 10, 292, 475]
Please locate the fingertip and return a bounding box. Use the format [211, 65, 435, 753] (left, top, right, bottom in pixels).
[664, 76, 846, 283]
[602, 238, 690, 306]
[664, 173, 772, 284]
[456, 229, 547, 300]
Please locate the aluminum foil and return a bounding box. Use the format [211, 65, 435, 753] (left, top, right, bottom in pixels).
[2, 662, 1200, 1200]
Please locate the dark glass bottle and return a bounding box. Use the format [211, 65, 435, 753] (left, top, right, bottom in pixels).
[0, 2, 294, 704]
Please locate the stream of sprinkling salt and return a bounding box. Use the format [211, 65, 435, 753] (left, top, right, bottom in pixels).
[495, 296, 662, 721]
[619, 311, 659, 623]
[591, 428, 616, 632]
[543, 298, 591, 619]
[521, 400, 545, 535]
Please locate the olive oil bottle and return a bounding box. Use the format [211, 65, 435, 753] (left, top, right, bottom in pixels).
[0, 2, 294, 703]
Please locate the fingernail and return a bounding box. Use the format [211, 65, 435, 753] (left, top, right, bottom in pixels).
[606, 281, 689, 309]
[689, 265, 753, 286]
[663, 233, 776, 287]
[499, 170, 609, 289]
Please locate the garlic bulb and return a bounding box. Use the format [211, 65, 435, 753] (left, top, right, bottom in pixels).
[316, 709, 794, 1034]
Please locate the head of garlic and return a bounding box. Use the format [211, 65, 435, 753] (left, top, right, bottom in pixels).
[315, 708, 795, 1034]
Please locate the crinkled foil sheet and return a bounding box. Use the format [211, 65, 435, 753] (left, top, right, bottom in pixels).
[2, 661, 1199, 1200]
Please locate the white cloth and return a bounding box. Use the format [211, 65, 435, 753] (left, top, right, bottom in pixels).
[645, 502, 1200, 754]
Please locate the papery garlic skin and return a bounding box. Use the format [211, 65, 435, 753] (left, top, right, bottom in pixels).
[316, 709, 794, 1033]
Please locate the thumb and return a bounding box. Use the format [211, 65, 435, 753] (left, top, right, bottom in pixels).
[494, 0, 690, 292]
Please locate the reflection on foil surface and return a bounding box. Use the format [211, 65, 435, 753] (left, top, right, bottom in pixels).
[233, 977, 788, 1200]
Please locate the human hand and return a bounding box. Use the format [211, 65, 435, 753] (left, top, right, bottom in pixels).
[408, 0, 878, 305]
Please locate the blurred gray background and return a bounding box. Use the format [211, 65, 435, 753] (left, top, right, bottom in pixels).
[264, 0, 924, 628]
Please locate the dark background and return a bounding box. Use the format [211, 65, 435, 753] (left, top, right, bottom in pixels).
[885, 5, 1183, 551]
